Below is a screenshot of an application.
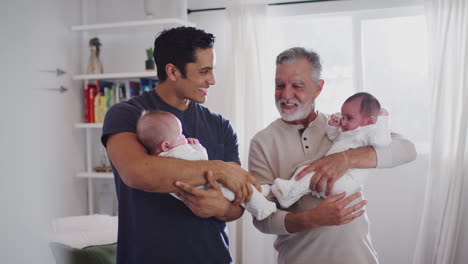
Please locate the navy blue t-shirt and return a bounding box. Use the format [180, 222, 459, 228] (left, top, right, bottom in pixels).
[101, 90, 239, 264]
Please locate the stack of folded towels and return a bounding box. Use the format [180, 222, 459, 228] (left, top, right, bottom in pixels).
[50, 214, 118, 249]
[49, 214, 118, 264]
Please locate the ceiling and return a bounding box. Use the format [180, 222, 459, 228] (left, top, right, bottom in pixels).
[186, 0, 340, 10]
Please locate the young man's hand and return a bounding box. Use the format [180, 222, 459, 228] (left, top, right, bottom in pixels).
[175, 171, 230, 218]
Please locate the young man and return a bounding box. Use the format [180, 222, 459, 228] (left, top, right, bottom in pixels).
[249, 47, 416, 264]
[102, 27, 259, 264]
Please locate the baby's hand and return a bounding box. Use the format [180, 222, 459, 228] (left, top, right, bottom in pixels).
[328, 114, 342, 127]
[187, 138, 199, 145]
[379, 108, 389, 116]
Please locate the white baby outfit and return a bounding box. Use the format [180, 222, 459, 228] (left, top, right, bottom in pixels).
[272, 116, 391, 208]
[160, 143, 276, 220]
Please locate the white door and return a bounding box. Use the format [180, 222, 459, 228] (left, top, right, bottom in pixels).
[0, 0, 86, 263]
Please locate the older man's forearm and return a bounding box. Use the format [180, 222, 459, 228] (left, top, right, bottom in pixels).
[253, 210, 291, 235]
[345, 132, 416, 170]
[374, 132, 417, 168]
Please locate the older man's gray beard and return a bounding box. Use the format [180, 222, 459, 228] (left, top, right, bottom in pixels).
[276, 99, 315, 122]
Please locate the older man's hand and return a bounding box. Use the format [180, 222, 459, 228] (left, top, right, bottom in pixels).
[284, 192, 367, 233]
[294, 151, 350, 196]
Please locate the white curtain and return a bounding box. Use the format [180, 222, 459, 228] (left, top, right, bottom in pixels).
[413, 1, 468, 263]
[225, 1, 277, 263]
[226, 0, 268, 166]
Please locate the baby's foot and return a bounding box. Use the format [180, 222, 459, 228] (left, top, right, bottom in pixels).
[245, 189, 277, 220]
[271, 179, 296, 208]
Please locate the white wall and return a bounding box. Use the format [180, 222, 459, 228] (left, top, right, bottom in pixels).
[1, 0, 86, 263]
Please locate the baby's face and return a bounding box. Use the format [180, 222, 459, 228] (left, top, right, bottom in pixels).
[169, 118, 188, 148]
[340, 100, 371, 132]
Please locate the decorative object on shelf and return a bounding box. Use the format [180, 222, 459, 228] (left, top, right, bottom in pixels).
[142, 0, 188, 20]
[95, 146, 112, 172]
[143, 0, 157, 18]
[145, 47, 155, 71]
[94, 166, 112, 172]
[87, 37, 104, 74]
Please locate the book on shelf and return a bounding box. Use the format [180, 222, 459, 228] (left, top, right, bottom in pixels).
[105, 87, 116, 108]
[97, 80, 114, 94]
[94, 92, 107, 123]
[128, 81, 141, 98]
[83, 78, 157, 123]
[116, 82, 126, 102]
[140, 78, 158, 93]
[85, 84, 98, 123]
[124, 80, 131, 101]
[84, 86, 90, 123]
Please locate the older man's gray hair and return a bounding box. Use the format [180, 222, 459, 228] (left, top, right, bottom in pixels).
[276, 47, 322, 84]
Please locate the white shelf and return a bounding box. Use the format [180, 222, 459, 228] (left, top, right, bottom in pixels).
[71, 18, 195, 31]
[73, 71, 157, 80]
[77, 172, 113, 179]
[75, 123, 103, 128]
[74, 10, 188, 215]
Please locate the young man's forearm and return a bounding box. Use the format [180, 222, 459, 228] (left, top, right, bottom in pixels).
[135, 156, 226, 192]
[107, 132, 208, 191]
[107, 132, 253, 194]
[216, 204, 244, 222]
[107, 132, 260, 207]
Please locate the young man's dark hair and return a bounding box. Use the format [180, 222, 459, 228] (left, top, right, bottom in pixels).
[153, 27, 215, 81]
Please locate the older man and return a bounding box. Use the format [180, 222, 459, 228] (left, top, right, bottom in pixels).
[249, 47, 416, 264]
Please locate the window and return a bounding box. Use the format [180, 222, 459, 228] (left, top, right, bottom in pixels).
[361, 15, 429, 149]
[266, 10, 429, 149]
[267, 15, 355, 116]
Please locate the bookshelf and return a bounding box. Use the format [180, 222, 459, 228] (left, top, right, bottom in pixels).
[71, 18, 195, 31]
[75, 123, 110, 214]
[73, 2, 194, 214]
[74, 123, 106, 178]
